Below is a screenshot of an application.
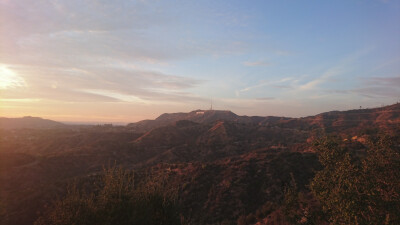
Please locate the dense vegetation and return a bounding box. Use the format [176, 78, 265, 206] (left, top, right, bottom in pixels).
[280, 135, 400, 225]
[310, 136, 400, 225]
[35, 166, 181, 225]
[29, 135, 400, 225]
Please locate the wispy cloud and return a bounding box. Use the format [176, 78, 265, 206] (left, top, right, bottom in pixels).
[367, 76, 400, 86]
[1, 63, 205, 104]
[243, 60, 271, 67]
[352, 76, 400, 98]
[275, 50, 294, 56]
[296, 48, 373, 92]
[255, 97, 275, 101]
[325, 76, 400, 99]
[237, 77, 294, 96]
[1, 0, 248, 68]
[0, 64, 26, 89]
[0, 0, 220, 105]
[1, 0, 398, 121]
[298, 66, 343, 91]
[372, 57, 400, 71]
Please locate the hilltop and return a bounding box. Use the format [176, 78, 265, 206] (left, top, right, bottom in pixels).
[0, 116, 65, 130]
[127, 109, 289, 132]
[127, 103, 400, 134]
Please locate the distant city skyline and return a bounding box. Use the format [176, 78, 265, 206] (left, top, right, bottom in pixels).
[1, 0, 399, 123]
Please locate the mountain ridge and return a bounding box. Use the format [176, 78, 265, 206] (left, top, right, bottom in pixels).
[127, 109, 289, 132]
[2, 103, 399, 131]
[0, 116, 65, 130]
[127, 103, 400, 133]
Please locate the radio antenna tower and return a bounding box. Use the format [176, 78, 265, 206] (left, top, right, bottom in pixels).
[210, 99, 213, 110]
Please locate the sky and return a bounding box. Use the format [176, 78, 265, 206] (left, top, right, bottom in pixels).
[1, 0, 399, 123]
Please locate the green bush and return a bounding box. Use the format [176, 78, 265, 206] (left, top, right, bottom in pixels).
[310, 136, 400, 225]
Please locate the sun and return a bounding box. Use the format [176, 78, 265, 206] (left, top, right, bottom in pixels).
[0, 65, 25, 89]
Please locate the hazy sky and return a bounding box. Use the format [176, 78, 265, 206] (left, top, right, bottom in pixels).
[1, 0, 399, 123]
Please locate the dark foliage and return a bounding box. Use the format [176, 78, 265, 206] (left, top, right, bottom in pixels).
[310, 135, 400, 225]
[34, 166, 181, 225]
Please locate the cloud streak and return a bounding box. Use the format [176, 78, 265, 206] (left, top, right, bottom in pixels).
[352, 76, 400, 98]
[298, 67, 343, 91]
[243, 60, 271, 67]
[0, 0, 219, 106]
[237, 77, 294, 96]
[1, 63, 205, 104]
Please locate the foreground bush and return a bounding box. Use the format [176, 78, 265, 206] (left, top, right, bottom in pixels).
[35, 166, 181, 225]
[310, 136, 400, 224]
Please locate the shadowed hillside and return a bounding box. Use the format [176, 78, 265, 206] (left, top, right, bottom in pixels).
[127, 109, 290, 133]
[127, 104, 400, 134]
[0, 117, 65, 130]
[0, 104, 399, 225]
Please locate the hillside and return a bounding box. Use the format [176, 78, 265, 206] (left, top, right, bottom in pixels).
[127, 109, 289, 132]
[127, 104, 400, 133]
[0, 116, 65, 130]
[0, 104, 399, 225]
[288, 103, 400, 133]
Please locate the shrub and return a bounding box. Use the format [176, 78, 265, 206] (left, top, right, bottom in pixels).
[310, 135, 400, 224]
[35, 166, 181, 225]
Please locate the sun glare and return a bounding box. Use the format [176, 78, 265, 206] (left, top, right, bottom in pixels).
[0, 65, 25, 89]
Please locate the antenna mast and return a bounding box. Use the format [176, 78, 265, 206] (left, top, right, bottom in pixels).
[210, 99, 213, 110]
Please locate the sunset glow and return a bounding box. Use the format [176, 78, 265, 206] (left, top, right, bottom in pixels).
[0, 65, 25, 89]
[1, 0, 399, 123]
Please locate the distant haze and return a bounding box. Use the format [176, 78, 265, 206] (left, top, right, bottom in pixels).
[1, 1, 399, 123]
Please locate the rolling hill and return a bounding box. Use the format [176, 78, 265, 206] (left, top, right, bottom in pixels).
[0, 116, 65, 130]
[0, 103, 399, 225]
